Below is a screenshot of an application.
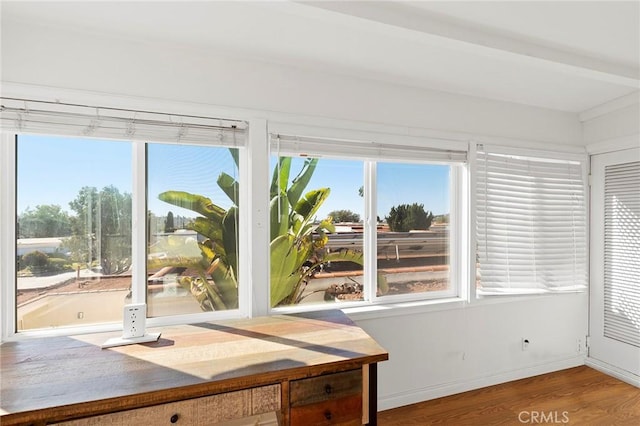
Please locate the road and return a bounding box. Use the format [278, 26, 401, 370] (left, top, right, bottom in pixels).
[17, 269, 102, 290]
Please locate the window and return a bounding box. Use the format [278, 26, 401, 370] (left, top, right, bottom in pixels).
[2, 98, 246, 334]
[269, 134, 467, 309]
[147, 144, 241, 317]
[269, 155, 365, 307]
[475, 145, 588, 295]
[376, 162, 452, 298]
[16, 135, 132, 330]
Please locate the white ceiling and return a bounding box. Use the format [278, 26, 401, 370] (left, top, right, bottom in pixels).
[3, 1, 639, 113]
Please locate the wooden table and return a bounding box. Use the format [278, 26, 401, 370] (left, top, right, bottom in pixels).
[0, 310, 388, 425]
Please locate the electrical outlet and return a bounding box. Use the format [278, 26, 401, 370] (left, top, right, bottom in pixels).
[123, 303, 146, 338]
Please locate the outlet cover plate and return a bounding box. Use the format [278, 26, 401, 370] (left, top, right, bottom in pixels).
[123, 303, 146, 338]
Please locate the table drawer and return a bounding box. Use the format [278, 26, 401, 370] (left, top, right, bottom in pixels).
[54, 385, 280, 425]
[290, 369, 362, 407]
[290, 394, 362, 426]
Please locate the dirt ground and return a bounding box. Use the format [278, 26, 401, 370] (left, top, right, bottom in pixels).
[17, 274, 448, 305]
[386, 279, 449, 294]
[17, 276, 132, 305]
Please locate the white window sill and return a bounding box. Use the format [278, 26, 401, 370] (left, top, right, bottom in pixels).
[342, 297, 467, 321]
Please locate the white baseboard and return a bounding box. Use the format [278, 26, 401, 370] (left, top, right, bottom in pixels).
[378, 356, 585, 411]
[585, 357, 640, 388]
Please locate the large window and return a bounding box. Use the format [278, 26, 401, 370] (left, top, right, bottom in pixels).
[3, 98, 246, 335]
[2, 96, 596, 339]
[269, 134, 466, 309]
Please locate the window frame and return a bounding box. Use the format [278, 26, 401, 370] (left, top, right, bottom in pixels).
[267, 134, 469, 314]
[2, 125, 251, 339]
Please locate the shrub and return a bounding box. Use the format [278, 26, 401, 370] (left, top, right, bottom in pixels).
[48, 257, 72, 272]
[21, 250, 50, 269]
[20, 250, 51, 275]
[385, 203, 434, 232]
[328, 209, 361, 223]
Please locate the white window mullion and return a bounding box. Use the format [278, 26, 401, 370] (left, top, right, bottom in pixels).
[450, 164, 463, 300]
[248, 118, 269, 317]
[1, 134, 17, 338]
[364, 161, 377, 302]
[131, 142, 147, 305]
[467, 142, 478, 302]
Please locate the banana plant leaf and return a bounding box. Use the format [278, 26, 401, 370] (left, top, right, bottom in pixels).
[217, 172, 239, 207]
[158, 191, 226, 221]
[221, 206, 238, 277]
[323, 248, 364, 265]
[270, 194, 290, 241]
[229, 148, 239, 169]
[270, 157, 291, 199]
[208, 258, 238, 309]
[189, 217, 223, 247]
[287, 158, 318, 208]
[292, 188, 330, 237]
[270, 234, 300, 306]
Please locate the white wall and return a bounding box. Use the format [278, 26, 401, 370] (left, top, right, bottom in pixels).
[1, 20, 588, 410]
[2, 20, 582, 145]
[355, 295, 587, 409]
[582, 100, 640, 147]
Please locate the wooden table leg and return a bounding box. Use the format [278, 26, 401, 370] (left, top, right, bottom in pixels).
[367, 363, 378, 426]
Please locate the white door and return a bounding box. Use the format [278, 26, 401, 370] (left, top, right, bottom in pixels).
[589, 147, 640, 378]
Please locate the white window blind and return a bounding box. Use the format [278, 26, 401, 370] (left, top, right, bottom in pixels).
[270, 133, 467, 163]
[604, 161, 640, 347]
[0, 97, 246, 146]
[476, 146, 587, 295]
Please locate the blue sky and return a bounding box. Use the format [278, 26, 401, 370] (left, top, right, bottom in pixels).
[17, 135, 132, 214]
[286, 157, 450, 220]
[17, 135, 450, 220]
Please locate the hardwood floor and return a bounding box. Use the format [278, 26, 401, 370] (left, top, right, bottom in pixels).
[378, 366, 640, 425]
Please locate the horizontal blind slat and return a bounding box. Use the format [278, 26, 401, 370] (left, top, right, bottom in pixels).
[476, 147, 588, 294]
[603, 160, 640, 348]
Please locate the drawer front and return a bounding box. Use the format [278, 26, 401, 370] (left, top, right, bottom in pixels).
[54, 384, 281, 425]
[290, 369, 362, 407]
[52, 394, 207, 425]
[290, 394, 362, 426]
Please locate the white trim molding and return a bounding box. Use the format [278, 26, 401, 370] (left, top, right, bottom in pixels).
[586, 357, 640, 388]
[586, 133, 640, 155]
[378, 356, 585, 411]
[580, 91, 640, 123]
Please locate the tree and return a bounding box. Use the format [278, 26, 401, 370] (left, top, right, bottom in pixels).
[18, 204, 71, 238]
[164, 211, 175, 233]
[328, 209, 361, 223]
[385, 203, 434, 232]
[66, 185, 132, 275]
